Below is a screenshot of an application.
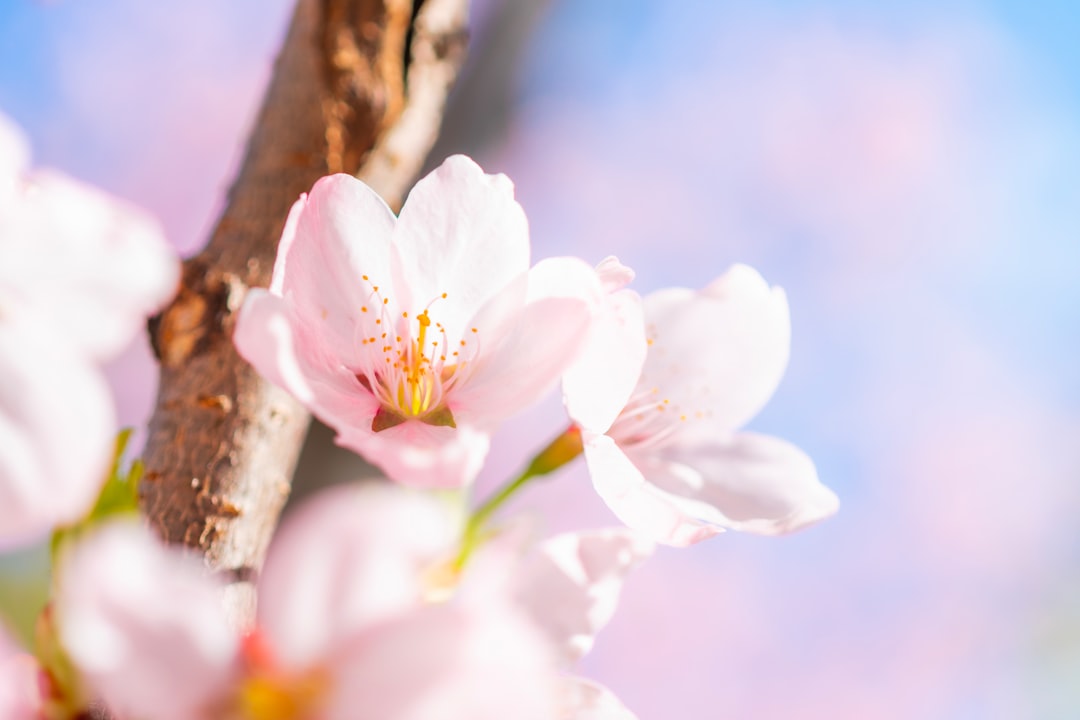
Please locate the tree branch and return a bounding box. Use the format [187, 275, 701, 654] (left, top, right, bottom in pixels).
[140, 0, 468, 627]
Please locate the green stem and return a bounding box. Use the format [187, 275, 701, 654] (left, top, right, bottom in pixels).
[455, 425, 584, 568]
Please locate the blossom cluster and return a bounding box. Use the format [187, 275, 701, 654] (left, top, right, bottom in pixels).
[0, 109, 837, 720]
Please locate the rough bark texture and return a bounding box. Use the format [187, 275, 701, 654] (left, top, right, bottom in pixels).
[139, 0, 468, 628]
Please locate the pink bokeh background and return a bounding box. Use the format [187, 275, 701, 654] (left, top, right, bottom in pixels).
[3, 1, 1079, 717]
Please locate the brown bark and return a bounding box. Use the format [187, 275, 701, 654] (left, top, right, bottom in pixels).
[140, 0, 468, 627]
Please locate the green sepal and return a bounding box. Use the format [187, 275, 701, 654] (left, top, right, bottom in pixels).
[422, 405, 457, 428]
[454, 426, 585, 571]
[371, 406, 407, 433]
[90, 428, 143, 520]
[34, 604, 92, 719]
[50, 428, 142, 563]
[524, 425, 583, 476]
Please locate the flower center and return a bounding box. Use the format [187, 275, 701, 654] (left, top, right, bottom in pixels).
[354, 284, 479, 432]
[608, 330, 710, 448]
[420, 555, 463, 604]
[229, 631, 331, 720]
[236, 673, 329, 720]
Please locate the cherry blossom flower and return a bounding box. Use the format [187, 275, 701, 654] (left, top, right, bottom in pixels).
[0, 112, 178, 363]
[234, 155, 603, 488]
[54, 482, 653, 719]
[0, 110, 178, 548]
[566, 264, 839, 546]
[560, 678, 639, 720]
[56, 522, 240, 720]
[55, 485, 566, 720]
[249, 485, 562, 720]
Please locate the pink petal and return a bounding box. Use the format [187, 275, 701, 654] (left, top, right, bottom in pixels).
[454, 256, 603, 429]
[1, 170, 178, 362]
[0, 315, 114, 549]
[560, 677, 639, 720]
[234, 290, 316, 402]
[593, 256, 635, 294]
[236, 291, 489, 489]
[583, 434, 724, 547]
[234, 289, 379, 429]
[515, 529, 654, 665]
[650, 431, 839, 536]
[0, 629, 40, 720]
[591, 427, 833, 546]
[329, 601, 559, 720]
[272, 174, 398, 367]
[637, 264, 790, 437]
[563, 287, 647, 433]
[391, 155, 530, 339]
[588, 431, 837, 545]
[341, 421, 492, 489]
[258, 484, 458, 670]
[55, 522, 238, 720]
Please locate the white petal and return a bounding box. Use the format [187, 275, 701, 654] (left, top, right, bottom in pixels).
[587, 430, 836, 545]
[454, 257, 602, 429]
[584, 434, 724, 547]
[257, 484, 458, 670]
[330, 601, 559, 720]
[651, 431, 839, 536]
[563, 288, 646, 433]
[391, 155, 530, 339]
[0, 315, 114, 549]
[55, 522, 238, 720]
[341, 421, 491, 489]
[593, 256, 635, 293]
[516, 529, 653, 665]
[637, 264, 790, 437]
[0, 170, 178, 362]
[561, 677, 638, 720]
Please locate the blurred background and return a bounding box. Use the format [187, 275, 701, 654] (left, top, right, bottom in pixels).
[2, 0, 1079, 717]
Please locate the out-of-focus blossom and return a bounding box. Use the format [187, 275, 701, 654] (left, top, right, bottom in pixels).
[0, 314, 115, 549]
[566, 264, 838, 546]
[56, 485, 569, 719]
[0, 626, 41, 720]
[461, 522, 650, 719]
[55, 484, 650, 719]
[0, 112, 178, 363]
[247, 484, 561, 720]
[560, 677, 639, 720]
[56, 522, 239, 720]
[517, 530, 650, 720]
[514, 528, 653, 665]
[235, 155, 603, 488]
[0, 110, 178, 548]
